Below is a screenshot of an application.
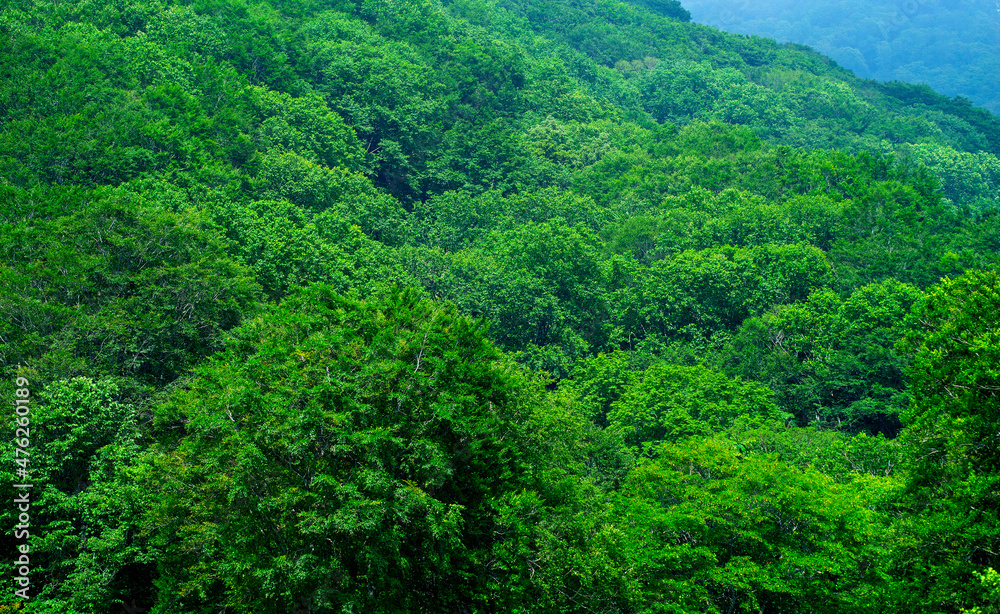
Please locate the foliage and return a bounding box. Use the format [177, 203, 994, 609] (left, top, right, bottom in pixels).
[2, 0, 1000, 610]
[886, 270, 1000, 611]
[616, 435, 897, 613]
[723, 280, 923, 433]
[0, 377, 154, 612]
[607, 363, 783, 447]
[0, 185, 261, 385]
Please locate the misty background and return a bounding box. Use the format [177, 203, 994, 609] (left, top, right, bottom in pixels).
[677, 0, 1000, 114]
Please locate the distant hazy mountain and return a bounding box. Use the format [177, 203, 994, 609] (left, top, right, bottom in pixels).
[678, 0, 1000, 114]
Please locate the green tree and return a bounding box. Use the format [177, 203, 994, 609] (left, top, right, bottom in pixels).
[0, 187, 260, 384]
[617, 435, 896, 614]
[147, 285, 598, 612]
[724, 279, 923, 433]
[889, 269, 1000, 612]
[608, 363, 782, 448]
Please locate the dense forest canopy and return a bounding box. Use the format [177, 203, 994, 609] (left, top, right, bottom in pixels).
[677, 0, 1000, 114]
[1, 0, 999, 612]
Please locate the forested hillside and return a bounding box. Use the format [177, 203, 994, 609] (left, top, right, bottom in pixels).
[1, 0, 999, 612]
[678, 0, 1000, 115]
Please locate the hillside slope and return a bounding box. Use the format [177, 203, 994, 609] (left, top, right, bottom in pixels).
[678, 0, 1000, 114]
[1, 0, 998, 612]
